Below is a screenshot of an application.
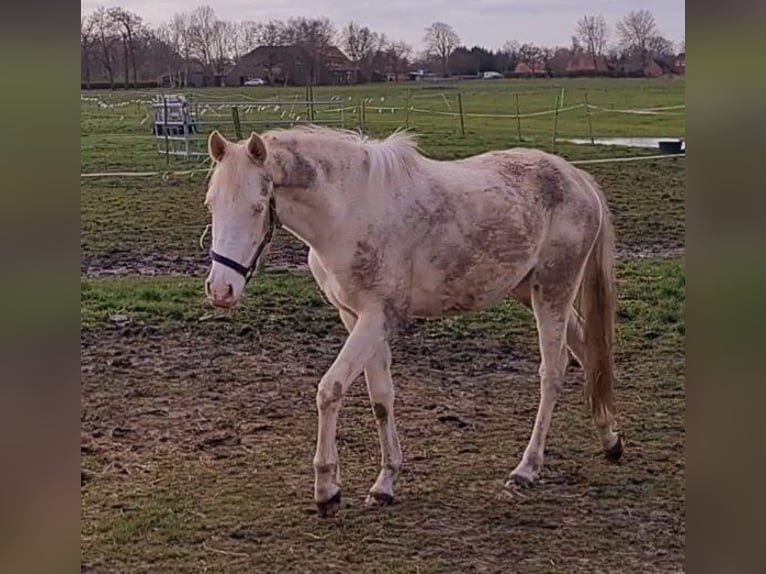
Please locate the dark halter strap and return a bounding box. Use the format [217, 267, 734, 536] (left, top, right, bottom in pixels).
[209, 196, 279, 284]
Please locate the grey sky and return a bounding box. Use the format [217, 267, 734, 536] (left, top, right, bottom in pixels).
[81, 0, 685, 52]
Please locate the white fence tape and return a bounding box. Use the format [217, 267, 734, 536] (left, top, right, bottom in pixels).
[585, 103, 685, 115]
[81, 152, 684, 179]
[570, 153, 685, 165]
[82, 93, 685, 118]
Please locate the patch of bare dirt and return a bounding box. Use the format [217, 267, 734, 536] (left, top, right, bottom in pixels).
[81, 322, 684, 573]
[82, 233, 682, 279]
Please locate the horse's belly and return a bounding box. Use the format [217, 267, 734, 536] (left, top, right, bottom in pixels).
[408, 260, 533, 317]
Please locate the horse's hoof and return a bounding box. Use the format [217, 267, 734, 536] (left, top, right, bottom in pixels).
[365, 491, 394, 507]
[505, 473, 534, 491]
[316, 490, 341, 518]
[604, 434, 624, 463]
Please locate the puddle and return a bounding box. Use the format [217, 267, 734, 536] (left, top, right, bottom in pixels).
[563, 137, 685, 151]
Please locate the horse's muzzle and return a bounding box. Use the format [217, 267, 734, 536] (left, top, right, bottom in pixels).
[206, 280, 237, 308]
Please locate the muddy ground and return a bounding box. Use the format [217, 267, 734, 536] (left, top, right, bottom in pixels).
[81, 139, 685, 572]
[81, 260, 685, 573]
[81, 229, 684, 278]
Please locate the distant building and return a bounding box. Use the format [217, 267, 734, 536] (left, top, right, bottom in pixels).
[407, 69, 436, 81]
[511, 62, 547, 78]
[226, 45, 356, 86]
[565, 54, 610, 76]
[159, 69, 227, 89]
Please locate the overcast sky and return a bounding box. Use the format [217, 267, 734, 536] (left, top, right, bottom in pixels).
[81, 1, 685, 52]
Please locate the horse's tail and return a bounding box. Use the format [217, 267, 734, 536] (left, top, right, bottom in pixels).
[577, 189, 617, 426]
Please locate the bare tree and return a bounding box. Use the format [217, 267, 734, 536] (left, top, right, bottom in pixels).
[255, 19, 287, 46]
[519, 43, 545, 74]
[81, 16, 96, 88]
[342, 22, 383, 82]
[109, 8, 143, 88]
[91, 7, 118, 89]
[423, 22, 460, 76]
[575, 14, 608, 71]
[541, 46, 556, 75]
[648, 35, 675, 60]
[160, 13, 193, 86]
[225, 21, 250, 63]
[188, 5, 218, 78]
[616, 9, 658, 63]
[386, 40, 412, 80]
[285, 17, 336, 85]
[500, 40, 521, 73]
[250, 20, 288, 85]
[204, 19, 234, 83]
[239, 20, 260, 55]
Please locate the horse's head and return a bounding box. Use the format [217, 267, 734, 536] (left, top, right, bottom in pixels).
[203, 130, 274, 308]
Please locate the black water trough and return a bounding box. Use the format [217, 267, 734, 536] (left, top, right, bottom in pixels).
[659, 139, 684, 154]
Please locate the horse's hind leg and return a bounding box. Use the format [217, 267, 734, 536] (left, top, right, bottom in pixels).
[513, 280, 620, 461]
[513, 279, 583, 366]
[506, 265, 580, 489]
[562, 310, 620, 456]
[339, 311, 402, 507]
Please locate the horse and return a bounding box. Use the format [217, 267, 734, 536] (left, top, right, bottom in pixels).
[202, 126, 623, 518]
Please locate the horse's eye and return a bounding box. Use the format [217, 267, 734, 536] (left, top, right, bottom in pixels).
[252, 204, 264, 215]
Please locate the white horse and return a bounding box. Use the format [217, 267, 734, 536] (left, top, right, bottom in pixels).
[203, 126, 622, 517]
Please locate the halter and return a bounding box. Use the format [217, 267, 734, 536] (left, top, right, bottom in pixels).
[208, 195, 279, 285]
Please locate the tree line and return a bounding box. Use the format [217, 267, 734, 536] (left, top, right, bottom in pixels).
[81, 5, 683, 88]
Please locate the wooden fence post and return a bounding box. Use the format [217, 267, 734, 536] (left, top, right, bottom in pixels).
[163, 94, 170, 165]
[584, 91, 595, 145]
[406, 89, 411, 129]
[515, 93, 522, 142]
[551, 93, 560, 153]
[231, 106, 242, 140]
[457, 92, 466, 136]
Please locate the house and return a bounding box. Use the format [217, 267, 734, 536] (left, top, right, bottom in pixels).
[673, 52, 686, 75]
[158, 61, 232, 88]
[565, 54, 610, 76]
[408, 69, 436, 81]
[643, 59, 665, 78]
[225, 45, 356, 86]
[511, 62, 547, 78]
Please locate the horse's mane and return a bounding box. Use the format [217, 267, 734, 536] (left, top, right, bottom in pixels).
[264, 125, 422, 184]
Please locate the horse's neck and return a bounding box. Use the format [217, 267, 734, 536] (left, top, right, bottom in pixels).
[271, 138, 360, 252]
[272, 187, 328, 251]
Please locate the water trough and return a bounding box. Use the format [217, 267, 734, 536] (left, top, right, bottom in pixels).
[564, 137, 685, 153]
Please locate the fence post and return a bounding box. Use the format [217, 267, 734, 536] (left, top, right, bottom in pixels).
[551, 93, 560, 153]
[360, 98, 366, 132]
[232, 106, 242, 140]
[162, 94, 170, 165]
[515, 93, 522, 142]
[309, 84, 315, 121]
[584, 91, 595, 145]
[457, 92, 466, 136]
[405, 89, 411, 129]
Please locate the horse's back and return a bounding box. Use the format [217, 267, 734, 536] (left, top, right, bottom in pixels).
[400, 148, 604, 316]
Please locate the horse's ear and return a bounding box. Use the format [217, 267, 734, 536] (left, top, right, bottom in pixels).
[246, 132, 267, 164]
[208, 130, 228, 162]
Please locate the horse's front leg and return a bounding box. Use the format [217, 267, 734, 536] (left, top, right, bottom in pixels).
[314, 311, 386, 517]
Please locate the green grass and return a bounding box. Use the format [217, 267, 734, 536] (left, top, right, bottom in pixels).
[81, 78, 685, 573]
[81, 259, 684, 353]
[81, 258, 685, 573]
[81, 78, 684, 172]
[80, 153, 684, 260]
[81, 78, 685, 264]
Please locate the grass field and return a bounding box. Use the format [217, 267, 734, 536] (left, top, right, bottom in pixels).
[81, 78, 685, 573]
